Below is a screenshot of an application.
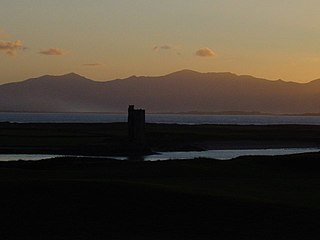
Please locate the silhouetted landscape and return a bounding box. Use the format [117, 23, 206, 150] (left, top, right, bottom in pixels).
[3, 1, 320, 239]
[0, 121, 320, 239]
[1, 70, 320, 114]
[1, 71, 320, 239]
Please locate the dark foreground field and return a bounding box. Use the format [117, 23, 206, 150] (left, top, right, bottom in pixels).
[1, 122, 320, 155]
[1, 153, 320, 240]
[1, 122, 320, 239]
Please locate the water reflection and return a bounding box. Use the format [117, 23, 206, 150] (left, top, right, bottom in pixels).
[0, 148, 318, 162]
[0, 154, 63, 162]
[117, 148, 320, 161]
[126, 155, 146, 161]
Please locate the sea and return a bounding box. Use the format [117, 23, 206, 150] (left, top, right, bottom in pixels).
[1, 112, 320, 125]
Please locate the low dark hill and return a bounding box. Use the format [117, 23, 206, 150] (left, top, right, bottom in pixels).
[1, 70, 320, 113]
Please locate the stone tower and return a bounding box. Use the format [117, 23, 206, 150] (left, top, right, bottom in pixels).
[128, 105, 145, 144]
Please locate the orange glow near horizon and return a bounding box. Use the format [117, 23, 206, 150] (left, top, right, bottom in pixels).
[1, 1, 320, 83]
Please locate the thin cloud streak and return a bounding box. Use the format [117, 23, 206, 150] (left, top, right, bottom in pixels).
[153, 44, 183, 56]
[39, 48, 67, 56]
[153, 45, 173, 51]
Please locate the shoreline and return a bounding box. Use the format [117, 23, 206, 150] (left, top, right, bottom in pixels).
[0, 147, 319, 163]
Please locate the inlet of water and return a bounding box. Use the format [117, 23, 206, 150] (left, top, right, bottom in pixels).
[0, 148, 318, 162]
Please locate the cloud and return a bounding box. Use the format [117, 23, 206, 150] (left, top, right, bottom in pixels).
[160, 45, 172, 50]
[39, 48, 67, 56]
[153, 44, 183, 56]
[195, 47, 215, 57]
[0, 40, 24, 56]
[153, 45, 173, 51]
[83, 63, 102, 67]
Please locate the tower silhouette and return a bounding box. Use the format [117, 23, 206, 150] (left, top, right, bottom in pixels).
[128, 105, 145, 144]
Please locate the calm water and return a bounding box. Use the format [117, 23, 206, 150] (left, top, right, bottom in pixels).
[0, 148, 318, 162]
[119, 148, 320, 161]
[0, 154, 64, 161]
[1, 112, 320, 125]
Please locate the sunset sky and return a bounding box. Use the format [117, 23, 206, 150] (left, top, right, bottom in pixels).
[1, 0, 320, 83]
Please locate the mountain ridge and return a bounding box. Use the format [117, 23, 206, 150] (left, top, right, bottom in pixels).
[0, 70, 320, 114]
[4, 70, 320, 86]
[3, 70, 320, 86]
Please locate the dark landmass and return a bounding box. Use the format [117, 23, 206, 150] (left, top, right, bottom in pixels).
[1, 153, 320, 239]
[2, 110, 320, 116]
[1, 122, 320, 155]
[1, 122, 320, 239]
[1, 70, 320, 113]
[156, 110, 269, 115]
[154, 111, 320, 116]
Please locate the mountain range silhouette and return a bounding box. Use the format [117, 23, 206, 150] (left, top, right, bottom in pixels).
[0, 70, 320, 114]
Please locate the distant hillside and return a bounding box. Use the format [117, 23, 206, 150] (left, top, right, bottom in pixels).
[0, 70, 320, 114]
